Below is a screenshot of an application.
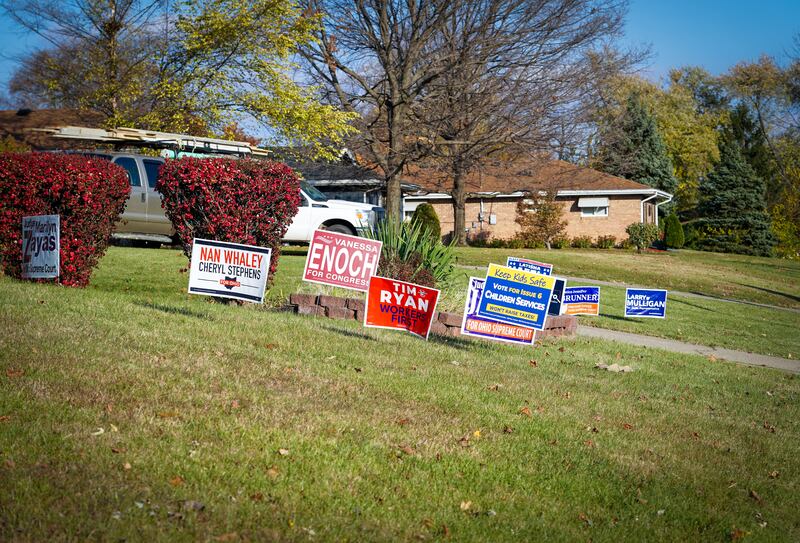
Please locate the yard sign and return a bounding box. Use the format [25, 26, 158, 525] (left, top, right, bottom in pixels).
[364, 276, 440, 339]
[22, 214, 59, 279]
[506, 256, 553, 276]
[460, 277, 535, 345]
[563, 286, 600, 316]
[548, 278, 566, 316]
[302, 229, 382, 291]
[188, 238, 271, 303]
[624, 288, 667, 318]
[476, 263, 555, 331]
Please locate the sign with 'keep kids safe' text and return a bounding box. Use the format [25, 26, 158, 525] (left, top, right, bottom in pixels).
[624, 288, 667, 318]
[364, 276, 440, 339]
[188, 239, 271, 303]
[476, 263, 556, 331]
[302, 229, 382, 291]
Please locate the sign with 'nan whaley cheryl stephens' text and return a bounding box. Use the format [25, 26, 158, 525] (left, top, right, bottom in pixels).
[476, 263, 556, 331]
[302, 229, 382, 291]
[624, 288, 667, 318]
[188, 239, 271, 303]
[22, 214, 59, 279]
[460, 277, 535, 345]
[364, 276, 440, 339]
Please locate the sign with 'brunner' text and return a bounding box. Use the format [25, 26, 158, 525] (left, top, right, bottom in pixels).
[460, 277, 535, 345]
[22, 214, 59, 279]
[303, 229, 382, 291]
[624, 288, 667, 318]
[476, 263, 556, 331]
[364, 276, 440, 339]
[188, 238, 271, 303]
[563, 286, 600, 316]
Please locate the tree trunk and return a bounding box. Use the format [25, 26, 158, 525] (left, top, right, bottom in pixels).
[385, 169, 403, 225]
[452, 167, 467, 245]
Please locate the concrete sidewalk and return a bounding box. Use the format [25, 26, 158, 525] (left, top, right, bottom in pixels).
[577, 325, 800, 374]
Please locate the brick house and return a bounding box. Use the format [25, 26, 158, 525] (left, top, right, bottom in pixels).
[400, 159, 673, 242]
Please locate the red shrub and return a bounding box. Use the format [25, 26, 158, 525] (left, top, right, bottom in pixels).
[156, 158, 301, 279]
[0, 153, 130, 287]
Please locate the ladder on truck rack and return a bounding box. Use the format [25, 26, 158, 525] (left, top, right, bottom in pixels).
[28, 125, 270, 157]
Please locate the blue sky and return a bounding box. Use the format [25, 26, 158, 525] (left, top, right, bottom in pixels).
[1, 0, 799, 96]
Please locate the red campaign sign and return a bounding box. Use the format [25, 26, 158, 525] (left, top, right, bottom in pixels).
[364, 276, 440, 339]
[303, 229, 382, 291]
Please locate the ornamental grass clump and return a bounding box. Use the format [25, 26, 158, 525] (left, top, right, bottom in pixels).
[0, 152, 129, 287]
[367, 219, 456, 288]
[157, 158, 301, 279]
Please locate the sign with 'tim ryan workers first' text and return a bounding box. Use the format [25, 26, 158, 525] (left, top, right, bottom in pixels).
[188, 239, 271, 303]
[364, 276, 440, 339]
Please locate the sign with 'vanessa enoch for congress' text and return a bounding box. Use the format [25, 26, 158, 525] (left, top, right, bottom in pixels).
[188, 239, 271, 303]
[364, 276, 440, 339]
[303, 229, 382, 291]
[624, 288, 667, 318]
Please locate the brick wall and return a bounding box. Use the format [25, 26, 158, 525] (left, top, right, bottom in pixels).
[420, 194, 646, 243]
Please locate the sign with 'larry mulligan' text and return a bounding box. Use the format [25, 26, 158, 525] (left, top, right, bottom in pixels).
[22, 214, 59, 279]
[302, 229, 382, 291]
[460, 277, 535, 345]
[476, 263, 555, 331]
[188, 238, 271, 303]
[364, 276, 440, 339]
[624, 288, 667, 318]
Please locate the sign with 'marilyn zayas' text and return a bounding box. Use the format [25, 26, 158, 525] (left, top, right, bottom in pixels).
[303, 229, 382, 291]
[188, 238, 271, 303]
[22, 214, 59, 279]
[364, 276, 440, 339]
[476, 263, 555, 331]
[624, 288, 667, 318]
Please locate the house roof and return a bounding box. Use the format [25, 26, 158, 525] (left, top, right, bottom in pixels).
[0, 108, 106, 150]
[401, 158, 656, 195]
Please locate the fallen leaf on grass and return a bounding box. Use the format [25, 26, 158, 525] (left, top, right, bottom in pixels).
[110, 446, 126, 454]
[529, 360, 538, 367]
[396, 417, 411, 426]
[264, 343, 278, 350]
[181, 500, 205, 512]
[472, 430, 481, 439]
[519, 407, 532, 417]
[266, 466, 279, 479]
[503, 425, 514, 434]
[749, 489, 763, 503]
[214, 533, 238, 542]
[91, 428, 105, 436]
[442, 524, 450, 538]
[230, 400, 240, 410]
[250, 493, 264, 501]
[622, 423, 634, 430]
[157, 412, 179, 419]
[5, 368, 24, 379]
[169, 475, 185, 487]
[457, 436, 471, 448]
[578, 512, 593, 526]
[278, 448, 290, 456]
[398, 445, 416, 456]
[110, 424, 118, 432]
[707, 355, 717, 363]
[768, 471, 779, 479]
[487, 384, 502, 391]
[584, 440, 594, 448]
[123, 462, 132, 470]
[0, 415, 10, 423]
[558, 346, 565, 353]
[4, 459, 16, 469]
[763, 421, 776, 433]
[354, 367, 363, 373]
[730, 527, 748, 540]
[460, 501, 472, 511]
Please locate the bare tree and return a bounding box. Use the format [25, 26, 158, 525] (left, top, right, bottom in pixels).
[407, 0, 632, 244]
[298, 0, 460, 222]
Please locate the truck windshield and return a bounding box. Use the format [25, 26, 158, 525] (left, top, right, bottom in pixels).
[301, 181, 328, 202]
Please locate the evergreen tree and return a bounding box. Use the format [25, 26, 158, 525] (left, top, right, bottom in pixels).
[596, 93, 678, 210]
[664, 213, 685, 249]
[695, 137, 775, 256]
[727, 103, 780, 204]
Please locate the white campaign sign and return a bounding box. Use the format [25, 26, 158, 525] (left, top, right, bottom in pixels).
[188, 238, 271, 303]
[22, 214, 59, 279]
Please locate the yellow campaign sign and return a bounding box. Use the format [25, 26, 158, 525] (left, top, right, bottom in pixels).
[486, 263, 557, 291]
[477, 264, 557, 330]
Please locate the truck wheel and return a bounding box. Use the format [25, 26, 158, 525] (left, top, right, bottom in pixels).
[322, 223, 356, 236]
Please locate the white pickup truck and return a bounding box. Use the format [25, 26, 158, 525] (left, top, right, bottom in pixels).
[83, 152, 383, 244]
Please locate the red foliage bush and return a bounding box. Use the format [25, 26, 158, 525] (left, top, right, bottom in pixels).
[0, 153, 130, 287]
[156, 158, 301, 279]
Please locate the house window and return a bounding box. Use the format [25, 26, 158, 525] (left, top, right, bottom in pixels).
[578, 197, 609, 217]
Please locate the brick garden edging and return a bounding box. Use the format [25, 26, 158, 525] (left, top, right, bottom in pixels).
[287, 293, 577, 340]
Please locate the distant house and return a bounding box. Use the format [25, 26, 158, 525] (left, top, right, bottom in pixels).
[400, 159, 673, 242]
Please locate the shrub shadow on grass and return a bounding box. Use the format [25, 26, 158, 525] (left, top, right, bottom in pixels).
[136, 301, 213, 321]
[427, 333, 478, 351]
[318, 324, 379, 342]
[670, 298, 714, 312]
[733, 283, 800, 305]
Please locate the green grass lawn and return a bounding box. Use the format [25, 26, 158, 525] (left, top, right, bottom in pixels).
[453, 247, 800, 310]
[1, 247, 799, 541]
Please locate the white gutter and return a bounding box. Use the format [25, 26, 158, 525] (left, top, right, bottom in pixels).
[640, 193, 658, 223]
[654, 193, 674, 227]
[405, 188, 674, 200]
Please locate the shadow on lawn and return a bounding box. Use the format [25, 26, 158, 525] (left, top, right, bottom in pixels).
[319, 324, 379, 342]
[135, 301, 213, 320]
[670, 297, 714, 312]
[733, 283, 800, 305]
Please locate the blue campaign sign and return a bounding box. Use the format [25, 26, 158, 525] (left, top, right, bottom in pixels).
[476, 264, 556, 330]
[563, 286, 600, 316]
[506, 257, 553, 276]
[548, 278, 566, 316]
[624, 288, 667, 318]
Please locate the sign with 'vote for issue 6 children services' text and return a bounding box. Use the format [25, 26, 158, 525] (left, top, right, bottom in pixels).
[477, 264, 556, 331]
[624, 288, 667, 318]
[302, 229, 382, 291]
[22, 214, 59, 279]
[563, 286, 600, 316]
[364, 276, 440, 339]
[188, 239, 271, 303]
[461, 277, 535, 345]
[506, 256, 553, 276]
